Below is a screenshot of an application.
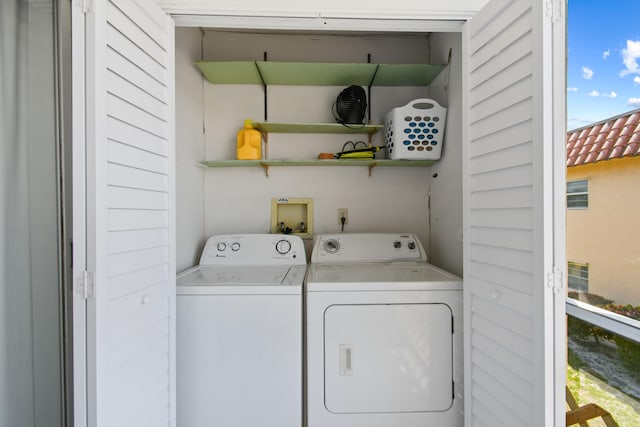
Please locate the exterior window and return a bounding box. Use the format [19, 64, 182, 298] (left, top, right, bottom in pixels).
[567, 179, 588, 209]
[567, 262, 589, 292]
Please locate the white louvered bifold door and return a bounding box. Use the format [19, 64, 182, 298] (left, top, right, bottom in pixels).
[463, 0, 565, 426]
[82, 0, 175, 426]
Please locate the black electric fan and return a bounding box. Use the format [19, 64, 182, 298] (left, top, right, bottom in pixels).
[334, 85, 367, 125]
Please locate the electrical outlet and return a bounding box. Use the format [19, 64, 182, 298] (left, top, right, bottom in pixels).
[338, 208, 348, 225]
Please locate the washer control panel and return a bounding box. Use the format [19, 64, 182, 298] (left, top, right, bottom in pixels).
[311, 233, 427, 264]
[200, 234, 306, 266]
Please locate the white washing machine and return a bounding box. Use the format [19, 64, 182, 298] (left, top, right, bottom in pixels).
[305, 233, 463, 427]
[177, 234, 306, 427]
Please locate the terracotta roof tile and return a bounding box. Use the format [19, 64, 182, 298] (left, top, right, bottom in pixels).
[623, 143, 638, 156]
[612, 117, 626, 129]
[576, 154, 587, 165]
[587, 124, 601, 136]
[609, 127, 622, 140]
[614, 135, 627, 148]
[596, 150, 610, 162]
[611, 145, 624, 158]
[567, 108, 640, 166]
[585, 152, 598, 163]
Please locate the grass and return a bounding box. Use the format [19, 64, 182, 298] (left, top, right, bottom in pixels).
[568, 348, 640, 426]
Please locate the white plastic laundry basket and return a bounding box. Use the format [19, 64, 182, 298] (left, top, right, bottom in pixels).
[383, 98, 447, 160]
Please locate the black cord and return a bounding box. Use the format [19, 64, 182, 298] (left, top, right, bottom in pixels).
[341, 140, 367, 152]
[340, 216, 346, 232]
[332, 102, 367, 129]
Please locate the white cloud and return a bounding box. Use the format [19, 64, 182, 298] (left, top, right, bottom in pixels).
[628, 97, 640, 107]
[582, 66, 594, 80]
[588, 91, 617, 98]
[567, 87, 578, 92]
[634, 76, 640, 85]
[620, 40, 640, 76]
[603, 49, 611, 60]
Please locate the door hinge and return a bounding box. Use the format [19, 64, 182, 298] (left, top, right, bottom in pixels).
[82, 0, 93, 14]
[546, 266, 563, 294]
[545, 0, 562, 23]
[77, 270, 95, 300]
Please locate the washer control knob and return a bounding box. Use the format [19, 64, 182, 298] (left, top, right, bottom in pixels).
[324, 239, 340, 253]
[230, 242, 240, 252]
[216, 242, 226, 251]
[275, 239, 292, 255]
[408, 241, 416, 250]
[394, 241, 402, 249]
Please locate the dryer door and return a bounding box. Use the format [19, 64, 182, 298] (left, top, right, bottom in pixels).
[324, 303, 453, 413]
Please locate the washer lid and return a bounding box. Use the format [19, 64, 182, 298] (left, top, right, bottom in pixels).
[305, 262, 461, 292]
[177, 265, 304, 295]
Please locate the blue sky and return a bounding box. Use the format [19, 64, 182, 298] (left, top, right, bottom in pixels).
[567, 0, 640, 130]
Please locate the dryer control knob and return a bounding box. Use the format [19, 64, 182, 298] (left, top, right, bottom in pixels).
[394, 241, 402, 249]
[324, 239, 340, 253]
[216, 242, 227, 251]
[231, 242, 241, 251]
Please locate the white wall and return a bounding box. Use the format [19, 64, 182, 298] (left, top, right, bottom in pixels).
[176, 28, 206, 270]
[175, 28, 463, 269]
[426, 32, 463, 276]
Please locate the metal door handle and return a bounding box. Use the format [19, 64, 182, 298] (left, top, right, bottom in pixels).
[340, 344, 353, 376]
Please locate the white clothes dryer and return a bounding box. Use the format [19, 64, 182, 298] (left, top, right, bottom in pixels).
[177, 234, 306, 427]
[305, 233, 463, 427]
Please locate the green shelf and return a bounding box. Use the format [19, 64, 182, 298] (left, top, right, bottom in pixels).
[195, 61, 263, 84]
[257, 62, 378, 86]
[199, 158, 436, 177]
[252, 122, 383, 134]
[374, 64, 446, 86]
[195, 61, 446, 87]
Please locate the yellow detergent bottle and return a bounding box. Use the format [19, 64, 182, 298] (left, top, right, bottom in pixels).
[236, 119, 262, 160]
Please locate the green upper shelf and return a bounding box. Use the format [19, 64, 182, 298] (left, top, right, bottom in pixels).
[195, 61, 446, 87]
[252, 122, 382, 134]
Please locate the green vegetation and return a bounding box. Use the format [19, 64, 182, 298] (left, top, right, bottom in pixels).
[568, 292, 640, 370]
[567, 292, 640, 425]
[568, 349, 640, 426]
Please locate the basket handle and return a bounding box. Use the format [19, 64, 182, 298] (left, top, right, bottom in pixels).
[409, 99, 441, 110]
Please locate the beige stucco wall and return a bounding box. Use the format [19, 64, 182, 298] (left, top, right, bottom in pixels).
[567, 156, 640, 305]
